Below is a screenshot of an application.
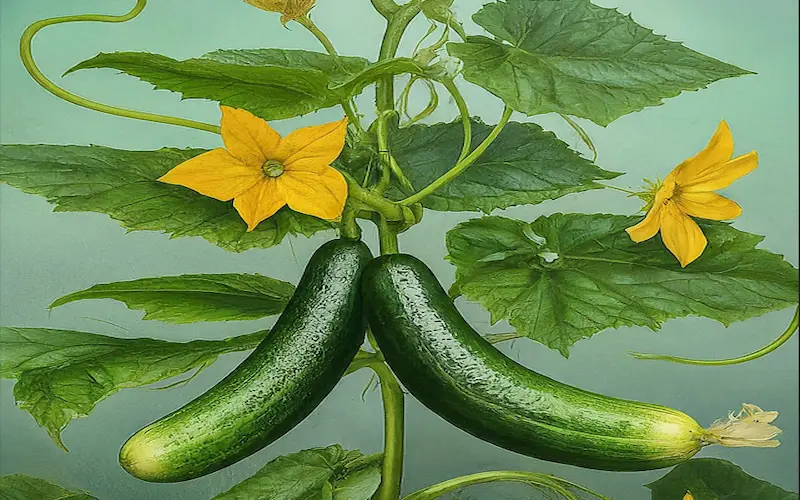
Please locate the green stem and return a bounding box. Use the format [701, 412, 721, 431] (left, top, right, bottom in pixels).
[295, 15, 364, 136]
[344, 349, 382, 376]
[339, 200, 362, 240]
[484, 332, 521, 344]
[343, 171, 408, 222]
[377, 217, 400, 255]
[370, 360, 406, 500]
[296, 15, 337, 54]
[402, 470, 611, 500]
[375, 112, 414, 193]
[447, 18, 467, 41]
[601, 184, 638, 195]
[400, 106, 512, 206]
[371, 0, 400, 18]
[19, 0, 220, 134]
[376, 1, 422, 112]
[364, 7, 423, 498]
[372, 0, 423, 194]
[559, 113, 597, 162]
[440, 79, 471, 162]
[630, 306, 799, 366]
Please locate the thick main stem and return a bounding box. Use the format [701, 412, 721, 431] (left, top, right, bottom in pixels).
[373, 1, 423, 193]
[367, 5, 422, 498]
[19, 0, 220, 134]
[370, 360, 405, 500]
[377, 217, 400, 255]
[375, 2, 422, 112]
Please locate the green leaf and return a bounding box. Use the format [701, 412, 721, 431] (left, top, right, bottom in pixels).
[211, 445, 382, 500]
[50, 273, 295, 324]
[331, 466, 382, 500]
[446, 214, 799, 356]
[645, 458, 799, 500]
[447, 0, 753, 126]
[344, 118, 619, 213]
[0, 144, 334, 252]
[0, 474, 97, 500]
[66, 49, 371, 120]
[0, 327, 266, 449]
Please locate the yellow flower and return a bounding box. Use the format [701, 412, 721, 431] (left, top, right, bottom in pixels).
[243, 0, 316, 24]
[683, 492, 694, 500]
[159, 106, 348, 231]
[626, 121, 758, 267]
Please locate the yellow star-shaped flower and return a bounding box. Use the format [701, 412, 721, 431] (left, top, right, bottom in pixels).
[159, 106, 348, 231]
[626, 120, 758, 267]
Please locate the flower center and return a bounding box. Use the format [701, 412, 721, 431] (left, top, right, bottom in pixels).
[661, 177, 677, 200]
[262, 160, 285, 178]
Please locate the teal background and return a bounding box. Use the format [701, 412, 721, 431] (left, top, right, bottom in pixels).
[0, 0, 797, 498]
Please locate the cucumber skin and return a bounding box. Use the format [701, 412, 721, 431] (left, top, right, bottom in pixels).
[362, 254, 704, 472]
[120, 239, 372, 483]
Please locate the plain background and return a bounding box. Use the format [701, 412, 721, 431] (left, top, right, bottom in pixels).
[1, 0, 797, 498]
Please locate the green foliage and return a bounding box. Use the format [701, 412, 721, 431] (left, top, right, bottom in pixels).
[343, 118, 619, 213]
[0, 474, 97, 500]
[210, 445, 382, 500]
[0, 327, 266, 449]
[421, 0, 455, 23]
[446, 214, 799, 356]
[448, 0, 752, 126]
[0, 144, 334, 252]
[66, 49, 371, 121]
[646, 458, 799, 500]
[50, 273, 295, 323]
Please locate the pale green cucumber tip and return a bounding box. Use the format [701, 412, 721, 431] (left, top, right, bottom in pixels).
[119, 434, 168, 482]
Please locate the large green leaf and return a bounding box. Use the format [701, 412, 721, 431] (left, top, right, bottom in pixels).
[66, 49, 371, 120]
[646, 458, 798, 500]
[343, 119, 619, 213]
[0, 327, 266, 449]
[446, 214, 799, 356]
[211, 445, 382, 500]
[0, 474, 97, 500]
[50, 273, 295, 324]
[0, 144, 334, 252]
[448, 0, 752, 126]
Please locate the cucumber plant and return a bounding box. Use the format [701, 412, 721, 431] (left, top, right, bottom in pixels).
[0, 0, 797, 499]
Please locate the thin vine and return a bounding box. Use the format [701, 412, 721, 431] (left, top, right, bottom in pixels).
[19, 0, 220, 134]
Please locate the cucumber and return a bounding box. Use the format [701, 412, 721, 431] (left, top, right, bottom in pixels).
[119, 239, 372, 482]
[362, 254, 708, 472]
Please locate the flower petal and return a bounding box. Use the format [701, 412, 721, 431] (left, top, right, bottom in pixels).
[243, 0, 285, 13]
[274, 118, 348, 171]
[626, 205, 663, 243]
[674, 120, 734, 184]
[681, 151, 758, 192]
[660, 203, 707, 268]
[233, 178, 287, 231]
[626, 177, 676, 243]
[158, 148, 263, 201]
[677, 191, 742, 220]
[220, 106, 281, 167]
[278, 167, 348, 220]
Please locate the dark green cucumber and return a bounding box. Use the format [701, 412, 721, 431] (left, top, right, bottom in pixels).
[120, 239, 372, 482]
[362, 254, 708, 472]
